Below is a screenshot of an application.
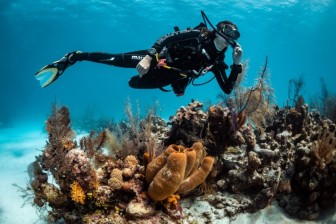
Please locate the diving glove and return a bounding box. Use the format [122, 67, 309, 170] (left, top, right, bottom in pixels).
[136, 55, 152, 78]
[232, 43, 243, 65]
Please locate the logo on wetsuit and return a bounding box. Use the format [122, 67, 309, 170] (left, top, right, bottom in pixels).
[131, 55, 145, 60]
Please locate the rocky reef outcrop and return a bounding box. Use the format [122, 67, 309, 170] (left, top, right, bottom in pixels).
[26, 101, 336, 223]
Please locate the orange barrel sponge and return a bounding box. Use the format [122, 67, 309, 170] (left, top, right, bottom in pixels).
[190, 142, 206, 173]
[148, 151, 187, 201]
[184, 148, 196, 179]
[146, 144, 178, 184]
[176, 156, 214, 194]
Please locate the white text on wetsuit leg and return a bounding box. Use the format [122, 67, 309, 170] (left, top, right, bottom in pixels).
[131, 55, 145, 60]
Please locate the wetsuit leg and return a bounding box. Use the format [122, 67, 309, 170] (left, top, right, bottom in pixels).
[72, 50, 148, 68]
[72, 50, 186, 92]
[129, 68, 182, 89]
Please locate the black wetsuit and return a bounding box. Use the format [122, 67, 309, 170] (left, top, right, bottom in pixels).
[72, 27, 242, 95]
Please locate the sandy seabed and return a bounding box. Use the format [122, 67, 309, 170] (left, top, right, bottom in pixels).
[0, 124, 46, 224]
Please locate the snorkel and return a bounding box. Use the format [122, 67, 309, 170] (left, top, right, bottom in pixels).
[201, 11, 239, 48]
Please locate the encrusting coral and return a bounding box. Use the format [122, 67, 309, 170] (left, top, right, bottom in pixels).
[24, 98, 336, 223]
[108, 168, 123, 190]
[41, 183, 67, 208]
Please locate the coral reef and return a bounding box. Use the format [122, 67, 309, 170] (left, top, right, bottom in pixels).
[165, 100, 207, 147]
[25, 98, 336, 223]
[28, 105, 184, 223]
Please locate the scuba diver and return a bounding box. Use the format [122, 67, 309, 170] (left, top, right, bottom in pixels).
[35, 11, 243, 96]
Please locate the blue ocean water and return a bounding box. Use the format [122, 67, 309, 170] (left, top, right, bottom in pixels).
[1, 0, 336, 125]
[0, 1, 336, 223]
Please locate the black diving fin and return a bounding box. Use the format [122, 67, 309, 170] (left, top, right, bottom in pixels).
[35, 52, 76, 88]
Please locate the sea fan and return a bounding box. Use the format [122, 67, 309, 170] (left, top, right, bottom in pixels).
[312, 129, 336, 169]
[45, 105, 74, 146]
[233, 56, 276, 131]
[42, 104, 76, 182]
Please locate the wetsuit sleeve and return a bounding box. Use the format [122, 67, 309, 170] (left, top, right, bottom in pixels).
[212, 61, 242, 94]
[151, 29, 201, 54]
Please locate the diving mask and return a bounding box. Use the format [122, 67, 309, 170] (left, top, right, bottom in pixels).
[220, 24, 240, 40]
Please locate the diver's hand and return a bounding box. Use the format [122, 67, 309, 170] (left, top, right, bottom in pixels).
[232, 44, 243, 65]
[136, 55, 152, 78]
